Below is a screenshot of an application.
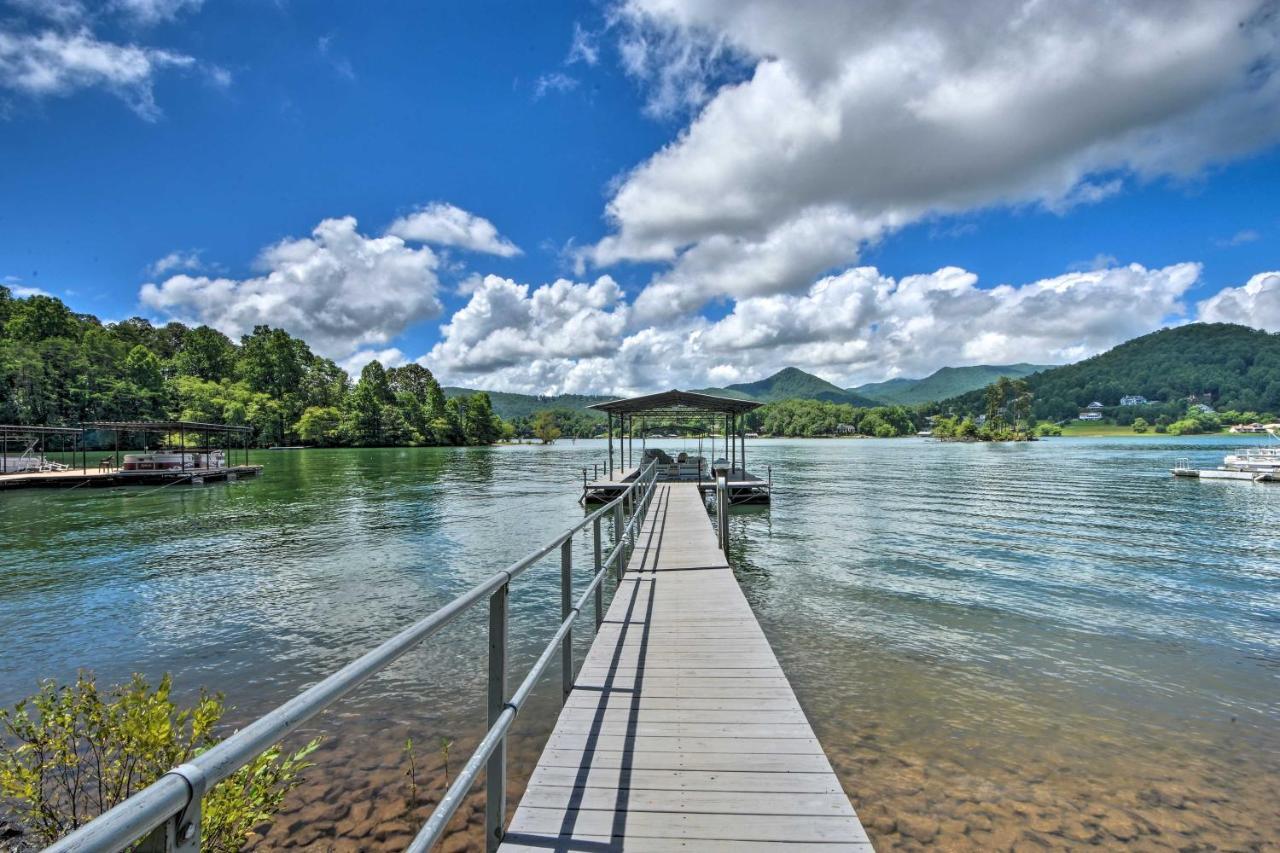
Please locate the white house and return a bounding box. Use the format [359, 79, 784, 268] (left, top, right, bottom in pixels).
[1085, 401, 1104, 410]
[1119, 395, 1148, 406]
[1077, 411, 1103, 421]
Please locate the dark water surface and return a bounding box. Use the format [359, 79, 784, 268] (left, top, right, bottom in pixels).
[2, 437, 1277, 850]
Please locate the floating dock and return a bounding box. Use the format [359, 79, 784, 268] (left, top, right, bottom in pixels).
[0, 465, 262, 490]
[501, 482, 869, 851]
[1172, 467, 1275, 482]
[583, 467, 771, 505]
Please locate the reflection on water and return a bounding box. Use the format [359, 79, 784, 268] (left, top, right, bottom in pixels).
[1, 437, 1277, 850]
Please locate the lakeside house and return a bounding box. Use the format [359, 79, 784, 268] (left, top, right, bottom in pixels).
[1120, 394, 1149, 406]
[835, 423, 857, 434]
[1229, 423, 1272, 434]
[1077, 401, 1105, 420]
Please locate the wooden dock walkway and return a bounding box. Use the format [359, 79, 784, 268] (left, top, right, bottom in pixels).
[501, 482, 870, 851]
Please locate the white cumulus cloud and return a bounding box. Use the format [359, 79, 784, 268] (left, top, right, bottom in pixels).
[423, 261, 1204, 394]
[427, 275, 629, 385]
[140, 216, 443, 362]
[386, 203, 522, 257]
[588, 0, 1280, 313]
[0, 27, 198, 119]
[1197, 272, 1280, 331]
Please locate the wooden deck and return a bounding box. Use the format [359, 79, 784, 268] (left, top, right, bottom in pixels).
[501, 483, 869, 851]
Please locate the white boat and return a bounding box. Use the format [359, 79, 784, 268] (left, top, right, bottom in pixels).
[121, 448, 226, 472]
[1173, 438, 1280, 482]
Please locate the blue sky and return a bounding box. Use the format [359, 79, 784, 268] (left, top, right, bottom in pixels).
[2, 0, 1278, 392]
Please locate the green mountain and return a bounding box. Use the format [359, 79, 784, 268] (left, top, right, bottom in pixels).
[853, 363, 1053, 405]
[442, 387, 611, 421]
[698, 367, 881, 407]
[941, 323, 1280, 420]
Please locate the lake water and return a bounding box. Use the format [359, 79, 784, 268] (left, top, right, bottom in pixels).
[2, 437, 1277, 850]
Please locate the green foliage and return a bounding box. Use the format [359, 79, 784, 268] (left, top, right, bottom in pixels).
[0, 672, 317, 850]
[1132, 417, 1149, 433]
[1166, 405, 1222, 435]
[745, 399, 917, 437]
[0, 290, 509, 447]
[532, 410, 563, 443]
[1034, 421, 1063, 437]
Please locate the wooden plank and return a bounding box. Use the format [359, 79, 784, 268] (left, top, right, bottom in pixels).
[503, 809, 869, 844]
[526, 766, 847, 794]
[528, 750, 842, 774]
[501, 837, 870, 853]
[516, 785, 857, 816]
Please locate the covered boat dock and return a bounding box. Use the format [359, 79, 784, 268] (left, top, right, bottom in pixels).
[0, 421, 261, 490]
[583, 390, 771, 504]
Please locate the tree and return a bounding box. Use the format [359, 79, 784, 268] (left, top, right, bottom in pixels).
[173, 326, 236, 381]
[5, 295, 79, 343]
[463, 393, 501, 444]
[295, 406, 344, 446]
[533, 410, 562, 444]
[345, 361, 394, 445]
[1132, 417, 1149, 433]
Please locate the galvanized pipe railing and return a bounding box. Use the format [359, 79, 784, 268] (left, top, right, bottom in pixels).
[45, 460, 660, 853]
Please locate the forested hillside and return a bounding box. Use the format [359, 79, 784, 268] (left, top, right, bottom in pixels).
[941, 324, 1280, 421]
[853, 363, 1052, 405]
[443, 386, 611, 420]
[699, 367, 880, 406]
[0, 286, 504, 446]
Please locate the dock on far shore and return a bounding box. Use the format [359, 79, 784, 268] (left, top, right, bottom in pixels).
[0, 465, 263, 490]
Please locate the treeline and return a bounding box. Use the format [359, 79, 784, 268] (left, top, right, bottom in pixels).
[941, 324, 1280, 421]
[0, 286, 506, 446]
[744, 399, 920, 437]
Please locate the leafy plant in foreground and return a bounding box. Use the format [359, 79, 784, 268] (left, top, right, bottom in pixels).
[0, 672, 317, 850]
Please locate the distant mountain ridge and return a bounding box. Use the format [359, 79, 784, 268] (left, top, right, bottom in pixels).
[696, 367, 881, 407]
[852, 363, 1053, 405]
[445, 367, 882, 420]
[443, 387, 613, 420]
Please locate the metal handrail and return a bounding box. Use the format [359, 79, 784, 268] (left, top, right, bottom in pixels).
[45, 460, 660, 853]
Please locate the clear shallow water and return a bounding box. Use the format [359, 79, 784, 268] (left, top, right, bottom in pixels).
[1, 437, 1277, 850]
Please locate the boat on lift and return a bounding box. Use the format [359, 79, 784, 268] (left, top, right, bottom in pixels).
[120, 448, 226, 472]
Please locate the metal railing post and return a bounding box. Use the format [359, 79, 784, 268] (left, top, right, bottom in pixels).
[613, 502, 624, 580]
[485, 583, 508, 852]
[592, 516, 603, 629]
[717, 474, 729, 559]
[560, 538, 573, 701]
[582, 467, 587, 490]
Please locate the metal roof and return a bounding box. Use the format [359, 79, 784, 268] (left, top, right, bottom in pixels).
[0, 424, 83, 434]
[587, 389, 762, 416]
[81, 420, 253, 433]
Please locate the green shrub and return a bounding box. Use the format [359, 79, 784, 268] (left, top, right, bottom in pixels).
[0, 672, 317, 850]
[1132, 417, 1149, 433]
